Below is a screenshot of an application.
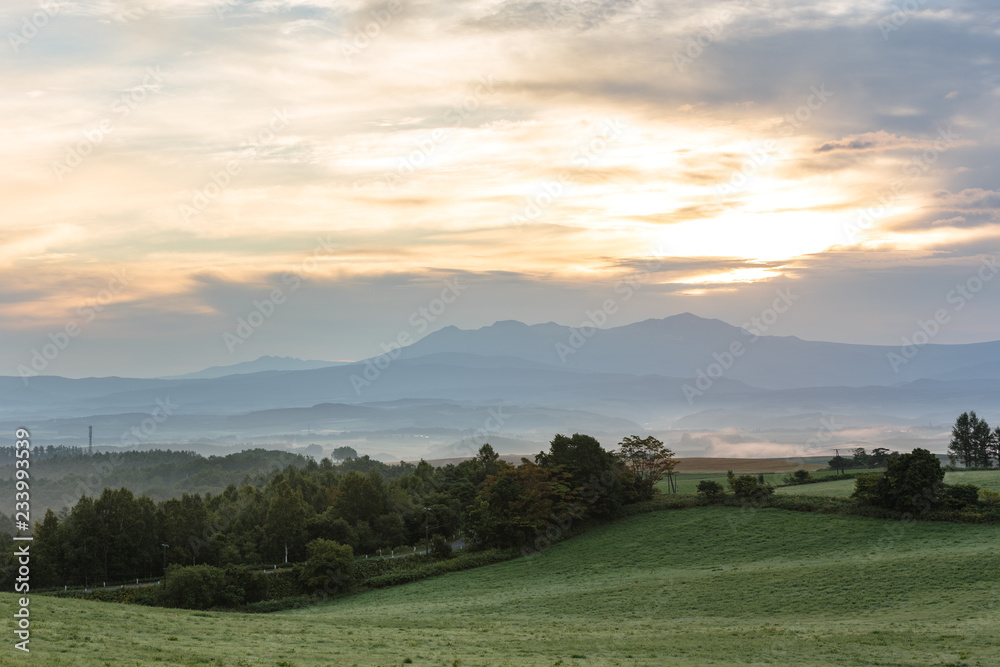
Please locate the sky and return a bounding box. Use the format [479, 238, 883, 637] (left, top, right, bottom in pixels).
[1, 0, 999, 379]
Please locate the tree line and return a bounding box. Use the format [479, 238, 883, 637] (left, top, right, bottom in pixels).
[4, 433, 676, 590]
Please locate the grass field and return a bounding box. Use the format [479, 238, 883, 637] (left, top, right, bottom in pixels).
[672, 457, 826, 473]
[775, 470, 1000, 498]
[4, 505, 1000, 666]
[664, 467, 858, 495]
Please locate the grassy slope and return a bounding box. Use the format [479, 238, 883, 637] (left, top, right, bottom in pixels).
[775, 470, 1000, 498]
[3, 506, 1000, 666]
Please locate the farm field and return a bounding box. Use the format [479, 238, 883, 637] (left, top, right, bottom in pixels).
[775, 470, 1000, 498]
[4, 506, 1000, 666]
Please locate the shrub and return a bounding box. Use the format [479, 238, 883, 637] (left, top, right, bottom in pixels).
[943, 484, 981, 510]
[161, 564, 244, 610]
[980, 488, 1000, 507]
[728, 474, 773, 502]
[430, 534, 453, 560]
[696, 480, 725, 499]
[851, 473, 885, 505]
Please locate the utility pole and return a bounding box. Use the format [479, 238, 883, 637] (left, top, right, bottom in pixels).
[89, 426, 93, 456]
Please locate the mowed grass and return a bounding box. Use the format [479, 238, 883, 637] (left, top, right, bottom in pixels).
[775, 469, 1000, 498]
[4, 506, 1000, 666]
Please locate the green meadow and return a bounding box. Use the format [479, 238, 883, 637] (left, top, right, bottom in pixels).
[4, 505, 1000, 666]
[775, 470, 1000, 498]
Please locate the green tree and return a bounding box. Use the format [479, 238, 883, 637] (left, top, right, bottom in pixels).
[870, 448, 891, 467]
[95, 487, 144, 582]
[263, 480, 308, 563]
[828, 454, 849, 476]
[851, 448, 872, 468]
[877, 448, 945, 513]
[332, 446, 358, 462]
[616, 435, 677, 497]
[466, 461, 575, 549]
[477, 443, 502, 477]
[536, 433, 621, 517]
[950, 412, 975, 467]
[332, 471, 385, 525]
[34, 509, 63, 588]
[970, 413, 992, 467]
[300, 538, 353, 592]
[62, 496, 103, 586]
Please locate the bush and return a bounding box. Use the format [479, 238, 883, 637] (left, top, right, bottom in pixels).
[161, 564, 244, 610]
[851, 473, 885, 505]
[980, 488, 1000, 507]
[943, 484, 981, 510]
[789, 469, 812, 484]
[430, 534, 453, 560]
[728, 474, 773, 502]
[696, 480, 725, 499]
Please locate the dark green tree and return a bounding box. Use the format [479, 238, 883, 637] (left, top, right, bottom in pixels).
[332, 446, 358, 462]
[536, 433, 621, 517]
[34, 509, 63, 588]
[263, 480, 308, 563]
[950, 412, 974, 467]
[300, 538, 354, 592]
[872, 448, 945, 513]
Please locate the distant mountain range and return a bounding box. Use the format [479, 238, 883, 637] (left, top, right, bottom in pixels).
[161, 355, 345, 380]
[3, 314, 998, 457]
[397, 314, 1000, 389]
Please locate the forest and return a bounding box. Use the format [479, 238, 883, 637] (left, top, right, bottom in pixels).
[1, 434, 673, 591]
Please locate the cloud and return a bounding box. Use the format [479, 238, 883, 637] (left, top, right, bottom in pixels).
[816, 130, 963, 153]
